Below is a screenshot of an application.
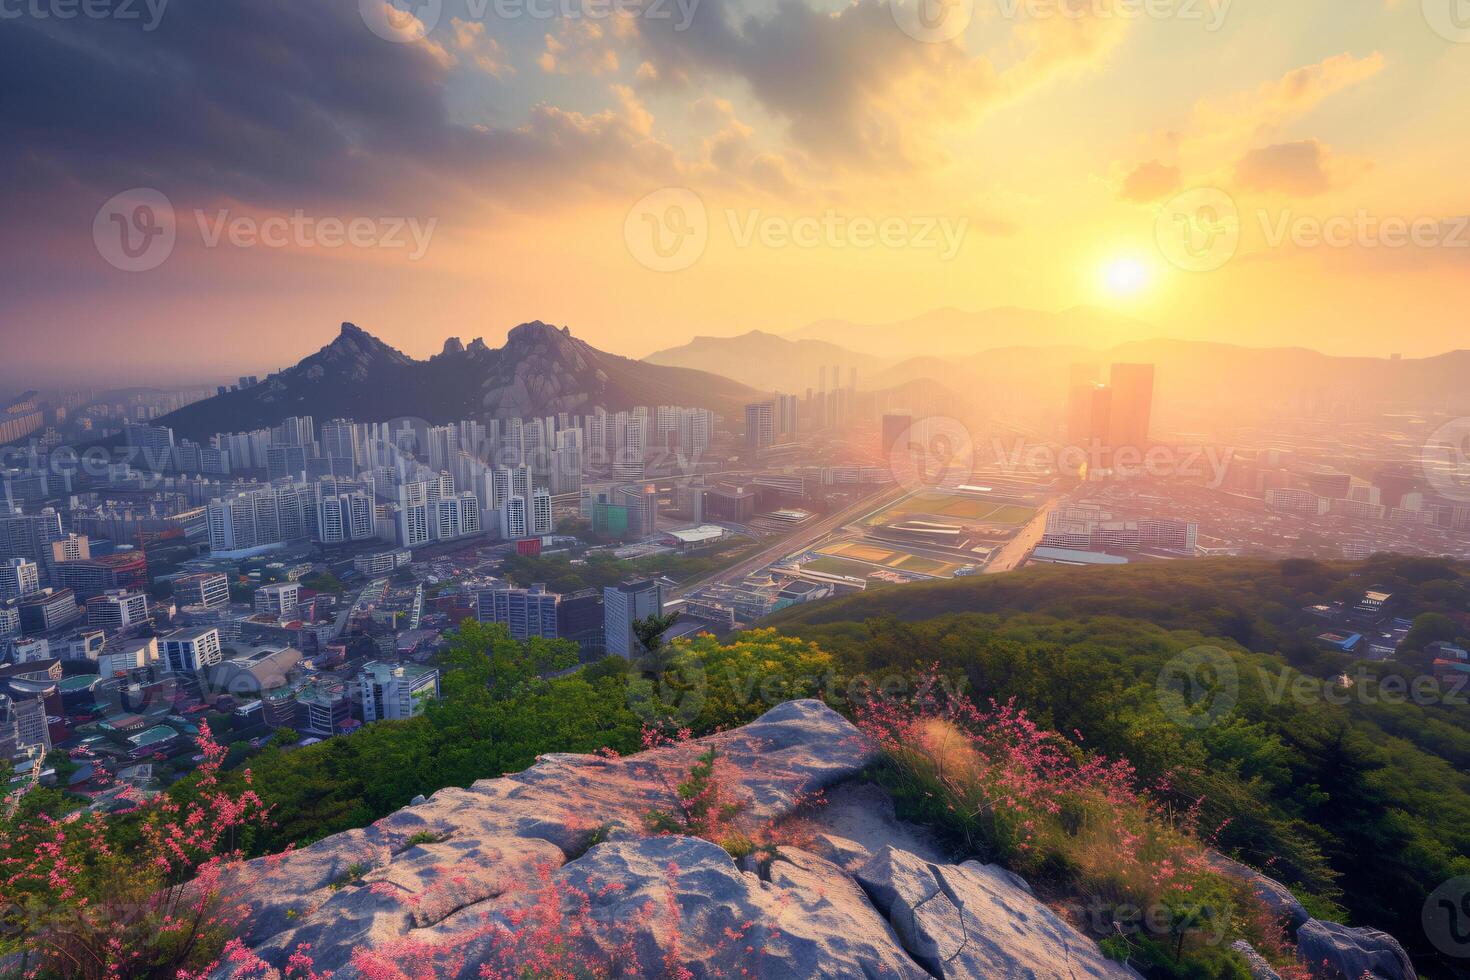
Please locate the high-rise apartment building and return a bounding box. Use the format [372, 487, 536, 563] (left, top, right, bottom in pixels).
[255, 582, 301, 617]
[0, 558, 39, 602]
[603, 579, 664, 658]
[745, 401, 776, 450]
[85, 590, 150, 632]
[172, 572, 230, 609]
[359, 661, 439, 721]
[475, 583, 560, 640]
[162, 626, 223, 672]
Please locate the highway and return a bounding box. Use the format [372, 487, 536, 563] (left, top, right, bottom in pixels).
[670, 484, 909, 598]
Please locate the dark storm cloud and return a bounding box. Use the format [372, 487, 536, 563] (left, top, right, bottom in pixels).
[0, 0, 678, 216]
[0, 0, 455, 208]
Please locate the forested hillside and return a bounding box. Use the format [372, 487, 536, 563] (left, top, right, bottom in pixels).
[769, 555, 1470, 976]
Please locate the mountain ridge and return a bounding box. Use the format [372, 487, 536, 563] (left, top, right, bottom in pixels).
[156, 321, 761, 439]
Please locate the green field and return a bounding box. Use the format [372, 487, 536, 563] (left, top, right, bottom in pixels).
[868, 492, 1035, 527]
[896, 555, 952, 574]
[803, 556, 877, 578]
[813, 541, 962, 578]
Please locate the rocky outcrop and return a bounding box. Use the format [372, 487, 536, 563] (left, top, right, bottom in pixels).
[1207, 852, 1310, 931]
[217, 700, 1151, 978]
[213, 700, 1416, 980]
[1296, 919, 1417, 980]
[1231, 940, 1283, 980]
[854, 846, 1139, 979]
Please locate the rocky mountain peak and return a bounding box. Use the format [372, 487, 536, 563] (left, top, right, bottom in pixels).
[318, 322, 410, 365]
[505, 320, 575, 348]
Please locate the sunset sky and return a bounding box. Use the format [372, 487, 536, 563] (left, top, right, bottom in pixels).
[2, 0, 1468, 385]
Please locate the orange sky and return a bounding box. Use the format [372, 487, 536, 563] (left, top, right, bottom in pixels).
[3, 0, 1468, 384]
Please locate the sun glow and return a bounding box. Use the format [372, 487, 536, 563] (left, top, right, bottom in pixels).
[1101, 257, 1152, 300]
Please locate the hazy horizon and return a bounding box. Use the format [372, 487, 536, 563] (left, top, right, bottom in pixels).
[6, 2, 1470, 381]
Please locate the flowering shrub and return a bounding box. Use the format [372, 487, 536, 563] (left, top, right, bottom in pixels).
[0, 723, 270, 979]
[853, 668, 1307, 979]
[639, 726, 826, 862]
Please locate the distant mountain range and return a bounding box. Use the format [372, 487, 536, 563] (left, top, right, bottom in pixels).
[157, 321, 759, 440]
[786, 306, 1154, 359]
[645, 331, 888, 392]
[640, 313, 1470, 424]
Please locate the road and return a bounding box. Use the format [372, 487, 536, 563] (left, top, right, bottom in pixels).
[984, 499, 1055, 574]
[671, 484, 908, 598]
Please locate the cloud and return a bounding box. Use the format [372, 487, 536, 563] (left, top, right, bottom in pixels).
[1119, 160, 1182, 203]
[451, 18, 515, 78]
[0, 0, 688, 224]
[1117, 53, 1384, 199]
[628, 0, 1126, 170]
[538, 20, 621, 76]
[1186, 52, 1384, 154]
[1234, 140, 1334, 197]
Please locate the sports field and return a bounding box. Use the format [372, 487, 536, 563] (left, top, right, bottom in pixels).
[803, 556, 879, 578]
[866, 491, 1036, 527]
[814, 540, 963, 578]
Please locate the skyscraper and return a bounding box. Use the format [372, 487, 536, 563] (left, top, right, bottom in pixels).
[745, 401, 776, 449]
[1107, 363, 1155, 454]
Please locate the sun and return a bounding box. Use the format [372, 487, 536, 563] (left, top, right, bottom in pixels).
[1100, 257, 1152, 299]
